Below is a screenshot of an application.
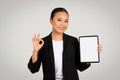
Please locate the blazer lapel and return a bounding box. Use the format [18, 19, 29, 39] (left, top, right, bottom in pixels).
[62, 33, 67, 77]
[47, 33, 55, 77]
[63, 33, 67, 54]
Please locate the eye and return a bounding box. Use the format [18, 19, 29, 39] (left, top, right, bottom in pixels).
[65, 20, 68, 23]
[57, 19, 62, 21]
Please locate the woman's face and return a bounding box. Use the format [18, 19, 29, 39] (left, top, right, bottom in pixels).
[50, 12, 69, 34]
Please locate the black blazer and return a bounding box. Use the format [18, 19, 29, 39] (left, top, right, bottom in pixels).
[28, 33, 90, 80]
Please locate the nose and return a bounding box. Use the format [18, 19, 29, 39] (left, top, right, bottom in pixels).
[60, 21, 66, 26]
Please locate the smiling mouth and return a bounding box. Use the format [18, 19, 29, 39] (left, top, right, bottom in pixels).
[58, 27, 66, 30]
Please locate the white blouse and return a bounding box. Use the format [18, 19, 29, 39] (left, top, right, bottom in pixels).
[52, 40, 63, 80]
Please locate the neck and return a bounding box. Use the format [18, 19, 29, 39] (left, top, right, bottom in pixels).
[52, 32, 63, 41]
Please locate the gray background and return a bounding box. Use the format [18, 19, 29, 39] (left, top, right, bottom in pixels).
[0, 0, 120, 80]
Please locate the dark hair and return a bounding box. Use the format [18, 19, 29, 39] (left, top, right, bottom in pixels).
[50, 7, 69, 20]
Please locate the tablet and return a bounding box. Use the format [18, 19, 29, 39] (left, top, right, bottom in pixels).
[79, 35, 100, 63]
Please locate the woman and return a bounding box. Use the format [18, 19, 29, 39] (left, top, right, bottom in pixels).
[28, 7, 102, 80]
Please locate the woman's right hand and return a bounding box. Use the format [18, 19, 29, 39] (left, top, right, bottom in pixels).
[32, 34, 44, 63]
[32, 33, 44, 52]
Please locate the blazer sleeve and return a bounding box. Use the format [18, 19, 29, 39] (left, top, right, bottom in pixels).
[27, 46, 44, 73]
[74, 37, 91, 72]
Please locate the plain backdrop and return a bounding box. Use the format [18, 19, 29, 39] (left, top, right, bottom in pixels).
[0, 0, 120, 80]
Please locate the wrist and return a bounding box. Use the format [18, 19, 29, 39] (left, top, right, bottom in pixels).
[33, 49, 39, 52]
[32, 50, 39, 55]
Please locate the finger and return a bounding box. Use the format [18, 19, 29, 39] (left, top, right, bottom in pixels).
[34, 33, 38, 41]
[32, 37, 34, 43]
[36, 33, 40, 41]
[37, 33, 40, 39]
[32, 33, 36, 43]
[98, 44, 102, 52]
[99, 44, 102, 49]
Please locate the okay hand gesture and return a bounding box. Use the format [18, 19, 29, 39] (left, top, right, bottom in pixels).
[32, 34, 44, 52]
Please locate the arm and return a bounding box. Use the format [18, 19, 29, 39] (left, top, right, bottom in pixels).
[28, 34, 44, 73]
[28, 47, 44, 73]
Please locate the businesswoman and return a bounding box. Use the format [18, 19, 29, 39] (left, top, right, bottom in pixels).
[28, 7, 102, 80]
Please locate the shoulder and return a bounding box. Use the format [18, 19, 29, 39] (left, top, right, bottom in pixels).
[64, 33, 79, 48]
[41, 33, 51, 41]
[64, 33, 78, 41]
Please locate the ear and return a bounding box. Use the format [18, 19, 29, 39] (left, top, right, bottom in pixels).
[50, 18, 52, 24]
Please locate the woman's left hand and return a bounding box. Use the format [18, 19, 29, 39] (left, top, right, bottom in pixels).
[97, 44, 102, 53]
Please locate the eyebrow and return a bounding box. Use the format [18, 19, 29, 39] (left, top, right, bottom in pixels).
[57, 18, 69, 20]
